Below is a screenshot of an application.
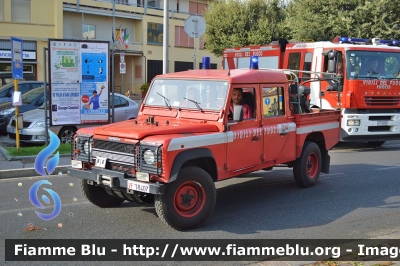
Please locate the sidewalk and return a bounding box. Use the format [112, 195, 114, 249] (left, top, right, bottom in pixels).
[0, 146, 70, 179]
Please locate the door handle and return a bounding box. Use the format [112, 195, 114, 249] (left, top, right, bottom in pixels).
[252, 136, 261, 141]
[279, 132, 288, 136]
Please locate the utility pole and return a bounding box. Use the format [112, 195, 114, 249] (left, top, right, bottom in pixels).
[163, 0, 169, 74]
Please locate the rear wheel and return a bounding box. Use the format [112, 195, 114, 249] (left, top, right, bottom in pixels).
[293, 141, 321, 188]
[58, 127, 76, 143]
[155, 166, 216, 230]
[80, 179, 125, 207]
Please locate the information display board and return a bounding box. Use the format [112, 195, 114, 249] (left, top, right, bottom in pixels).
[48, 40, 109, 126]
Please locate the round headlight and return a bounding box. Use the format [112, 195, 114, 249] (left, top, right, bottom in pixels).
[143, 149, 155, 164]
[83, 141, 91, 154]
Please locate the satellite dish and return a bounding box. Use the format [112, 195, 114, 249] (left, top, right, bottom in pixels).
[184, 15, 206, 38]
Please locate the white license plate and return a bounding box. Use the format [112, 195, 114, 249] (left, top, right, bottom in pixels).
[377, 121, 388, 126]
[127, 180, 150, 193]
[95, 156, 107, 168]
[71, 160, 82, 169]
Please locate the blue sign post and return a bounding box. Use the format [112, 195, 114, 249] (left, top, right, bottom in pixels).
[11, 37, 23, 79]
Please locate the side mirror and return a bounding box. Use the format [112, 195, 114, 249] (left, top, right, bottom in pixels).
[327, 51, 337, 73]
[6, 91, 12, 98]
[233, 105, 243, 122]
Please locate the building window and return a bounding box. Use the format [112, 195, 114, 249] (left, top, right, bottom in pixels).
[174, 26, 193, 48]
[0, 0, 4, 21]
[12, 0, 31, 23]
[83, 24, 96, 40]
[148, 0, 160, 8]
[0, 63, 33, 73]
[189, 2, 207, 15]
[147, 23, 163, 45]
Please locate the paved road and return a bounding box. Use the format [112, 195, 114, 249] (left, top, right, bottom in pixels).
[1, 140, 400, 265]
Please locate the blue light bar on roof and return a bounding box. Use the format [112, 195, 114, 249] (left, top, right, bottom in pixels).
[250, 56, 259, 69]
[338, 37, 370, 44]
[379, 39, 399, 46]
[202, 56, 211, 69]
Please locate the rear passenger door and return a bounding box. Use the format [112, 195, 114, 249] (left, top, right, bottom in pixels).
[262, 85, 296, 164]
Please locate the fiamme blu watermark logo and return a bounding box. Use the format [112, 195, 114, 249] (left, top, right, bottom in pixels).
[29, 130, 62, 220]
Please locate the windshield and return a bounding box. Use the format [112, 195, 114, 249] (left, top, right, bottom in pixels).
[22, 87, 44, 104]
[346, 51, 400, 79]
[0, 83, 12, 97]
[145, 79, 229, 111]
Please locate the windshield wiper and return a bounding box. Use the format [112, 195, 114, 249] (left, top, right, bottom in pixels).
[156, 92, 171, 109]
[183, 97, 203, 112]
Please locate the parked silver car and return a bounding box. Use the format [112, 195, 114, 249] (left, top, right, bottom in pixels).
[7, 93, 139, 144]
[0, 81, 44, 104]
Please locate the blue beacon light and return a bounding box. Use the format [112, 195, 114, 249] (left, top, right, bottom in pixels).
[250, 56, 259, 69]
[202, 56, 211, 69]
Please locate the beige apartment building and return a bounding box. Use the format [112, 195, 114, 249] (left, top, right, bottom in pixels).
[0, 0, 219, 94]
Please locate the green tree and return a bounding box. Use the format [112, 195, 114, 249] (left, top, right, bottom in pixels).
[203, 0, 288, 57]
[286, 0, 400, 41]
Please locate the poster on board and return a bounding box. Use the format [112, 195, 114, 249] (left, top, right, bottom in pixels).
[48, 40, 109, 126]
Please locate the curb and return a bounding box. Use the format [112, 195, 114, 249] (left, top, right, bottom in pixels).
[0, 146, 70, 161]
[0, 165, 69, 179]
[0, 146, 70, 179]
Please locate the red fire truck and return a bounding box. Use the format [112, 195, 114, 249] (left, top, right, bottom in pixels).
[68, 57, 341, 230]
[223, 37, 400, 146]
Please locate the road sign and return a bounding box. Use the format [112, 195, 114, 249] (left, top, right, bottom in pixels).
[184, 15, 206, 38]
[11, 37, 23, 79]
[120, 62, 126, 74]
[120, 52, 125, 63]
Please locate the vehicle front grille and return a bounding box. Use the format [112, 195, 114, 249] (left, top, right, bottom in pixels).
[92, 139, 137, 170]
[8, 133, 33, 140]
[11, 120, 31, 128]
[368, 126, 391, 132]
[364, 96, 400, 106]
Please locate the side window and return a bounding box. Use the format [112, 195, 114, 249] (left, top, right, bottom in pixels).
[229, 87, 255, 120]
[302, 52, 313, 80]
[120, 97, 129, 107]
[19, 84, 31, 94]
[262, 87, 284, 117]
[114, 96, 122, 108]
[288, 53, 301, 70]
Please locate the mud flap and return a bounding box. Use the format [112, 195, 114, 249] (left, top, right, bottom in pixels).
[321, 149, 330, 174]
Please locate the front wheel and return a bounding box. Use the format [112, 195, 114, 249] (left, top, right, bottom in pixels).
[155, 166, 216, 230]
[293, 141, 321, 188]
[80, 179, 125, 207]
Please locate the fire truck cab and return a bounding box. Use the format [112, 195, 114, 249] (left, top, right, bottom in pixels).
[68, 57, 341, 230]
[224, 37, 400, 145]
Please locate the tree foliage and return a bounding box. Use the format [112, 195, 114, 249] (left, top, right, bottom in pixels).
[203, 0, 400, 57]
[203, 0, 288, 57]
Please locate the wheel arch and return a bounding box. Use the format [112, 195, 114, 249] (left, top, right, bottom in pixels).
[304, 132, 330, 174]
[169, 148, 217, 183]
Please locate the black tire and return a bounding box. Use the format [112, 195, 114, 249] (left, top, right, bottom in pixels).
[293, 141, 321, 188]
[80, 179, 125, 207]
[155, 166, 216, 230]
[367, 141, 385, 147]
[58, 127, 76, 144]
